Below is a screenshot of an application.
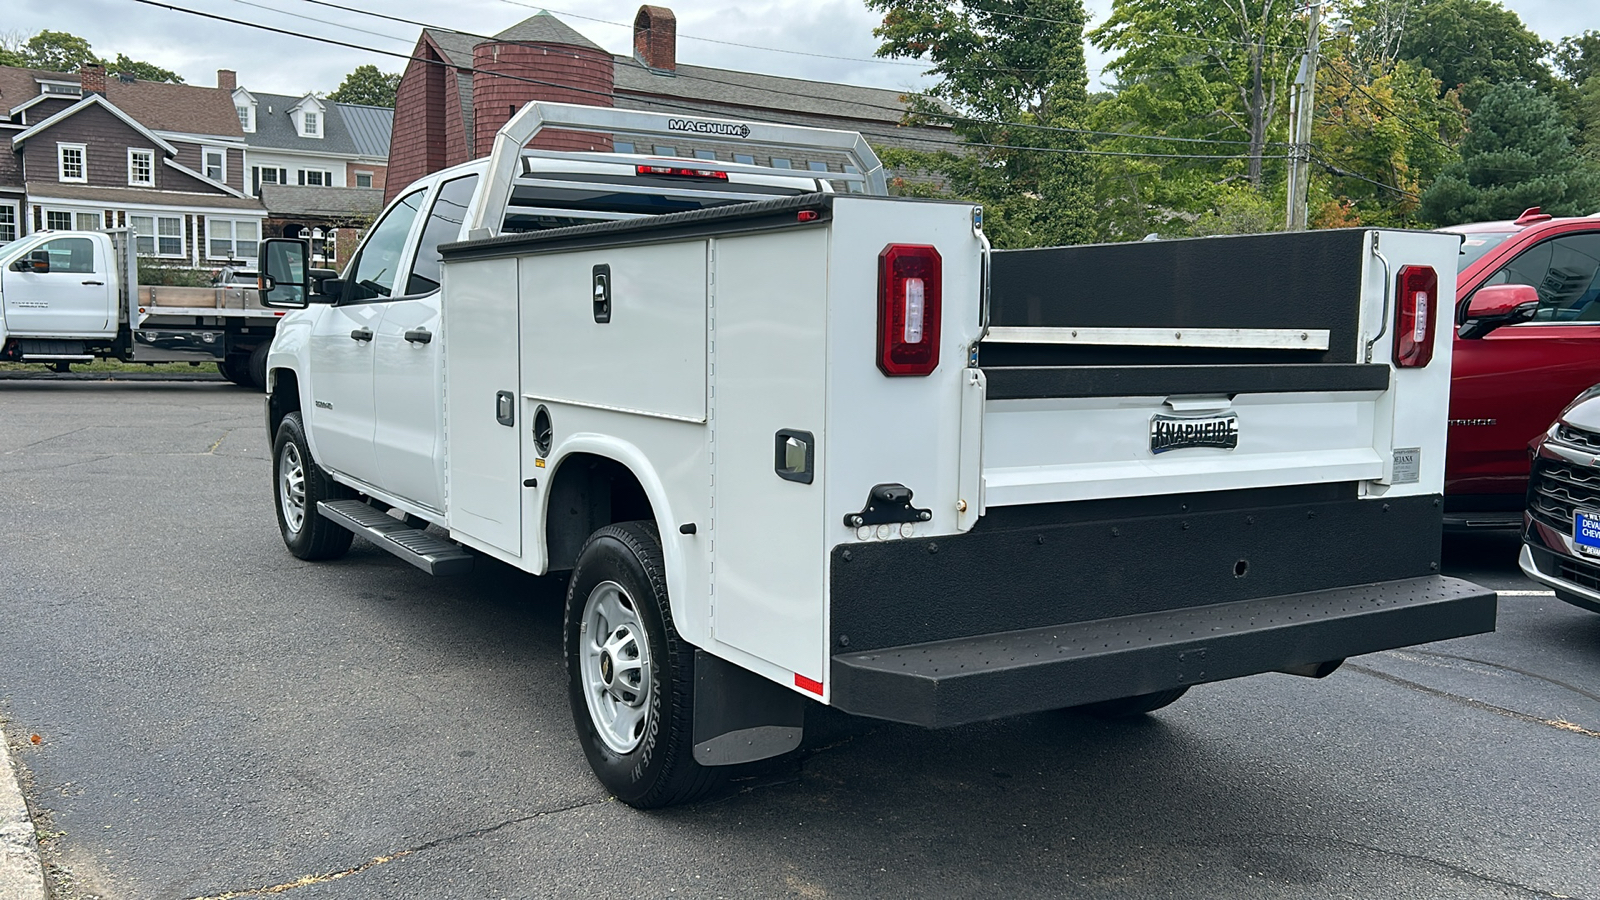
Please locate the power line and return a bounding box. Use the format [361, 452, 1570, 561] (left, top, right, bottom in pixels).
[225, 0, 412, 45]
[127, 0, 1288, 166]
[291, 0, 1279, 148]
[1308, 149, 1419, 198]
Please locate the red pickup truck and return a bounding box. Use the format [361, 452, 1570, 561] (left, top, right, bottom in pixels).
[1443, 208, 1600, 529]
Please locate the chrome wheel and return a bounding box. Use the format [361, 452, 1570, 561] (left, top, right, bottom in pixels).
[278, 441, 307, 534]
[580, 580, 653, 754]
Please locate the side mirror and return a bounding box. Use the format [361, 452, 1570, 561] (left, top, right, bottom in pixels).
[308, 267, 340, 304]
[259, 238, 310, 309]
[1460, 284, 1539, 339]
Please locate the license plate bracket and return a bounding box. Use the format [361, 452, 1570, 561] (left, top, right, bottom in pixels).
[1574, 510, 1600, 559]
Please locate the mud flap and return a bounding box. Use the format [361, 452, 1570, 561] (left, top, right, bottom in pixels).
[692, 650, 805, 766]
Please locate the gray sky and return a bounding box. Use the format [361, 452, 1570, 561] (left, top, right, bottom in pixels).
[5, 0, 1595, 98]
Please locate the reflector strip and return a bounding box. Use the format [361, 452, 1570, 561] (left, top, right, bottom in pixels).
[795, 674, 824, 695]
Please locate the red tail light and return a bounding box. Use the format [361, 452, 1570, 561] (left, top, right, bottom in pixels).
[635, 164, 728, 180]
[877, 244, 942, 376]
[1393, 265, 1438, 368]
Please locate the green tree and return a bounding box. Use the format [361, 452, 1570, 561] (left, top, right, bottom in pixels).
[1093, 0, 1302, 187]
[1362, 0, 1552, 107]
[327, 65, 400, 107]
[0, 30, 181, 83]
[865, 0, 1095, 249]
[107, 54, 182, 84]
[1555, 30, 1600, 88]
[1419, 82, 1600, 224]
[19, 30, 97, 72]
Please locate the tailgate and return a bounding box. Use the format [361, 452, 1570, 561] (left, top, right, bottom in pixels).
[974, 229, 1444, 507]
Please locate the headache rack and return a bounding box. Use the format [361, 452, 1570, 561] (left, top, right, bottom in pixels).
[469, 102, 891, 237]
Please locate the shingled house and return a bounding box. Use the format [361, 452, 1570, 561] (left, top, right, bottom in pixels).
[386, 5, 953, 201]
[0, 63, 265, 265]
[230, 83, 393, 263]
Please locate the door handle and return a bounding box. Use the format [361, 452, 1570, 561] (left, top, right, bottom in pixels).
[82, 280, 105, 286]
[404, 328, 433, 344]
[350, 328, 373, 342]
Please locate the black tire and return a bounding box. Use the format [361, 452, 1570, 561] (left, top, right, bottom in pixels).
[564, 521, 722, 808]
[1071, 686, 1190, 719]
[217, 355, 252, 386]
[272, 411, 354, 560]
[247, 342, 270, 390]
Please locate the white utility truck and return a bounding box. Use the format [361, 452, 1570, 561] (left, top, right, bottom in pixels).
[258, 103, 1495, 808]
[0, 229, 286, 386]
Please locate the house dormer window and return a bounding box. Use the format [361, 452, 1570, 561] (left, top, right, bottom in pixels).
[58, 143, 87, 183]
[291, 95, 325, 139]
[232, 87, 256, 133]
[39, 81, 82, 97]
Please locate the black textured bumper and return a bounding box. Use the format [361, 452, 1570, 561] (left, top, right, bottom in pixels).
[830, 575, 1496, 727]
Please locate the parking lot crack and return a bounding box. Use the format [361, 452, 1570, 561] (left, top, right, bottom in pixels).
[179, 798, 609, 900]
[1348, 663, 1600, 739]
[1306, 834, 1591, 899]
[1393, 649, 1600, 704]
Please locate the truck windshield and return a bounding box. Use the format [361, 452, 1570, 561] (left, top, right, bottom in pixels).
[1455, 231, 1516, 272]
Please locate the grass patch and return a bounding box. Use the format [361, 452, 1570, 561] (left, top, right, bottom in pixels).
[0, 359, 220, 376]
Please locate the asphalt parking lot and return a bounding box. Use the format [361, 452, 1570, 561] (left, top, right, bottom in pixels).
[2, 381, 1598, 900]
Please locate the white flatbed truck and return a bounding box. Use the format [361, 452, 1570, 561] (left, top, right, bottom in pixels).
[0, 229, 287, 386]
[257, 103, 1496, 807]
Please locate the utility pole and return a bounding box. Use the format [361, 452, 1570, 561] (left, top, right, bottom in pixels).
[1286, 1, 1323, 231]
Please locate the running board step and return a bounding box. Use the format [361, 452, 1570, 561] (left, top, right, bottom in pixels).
[21, 354, 96, 362]
[317, 499, 473, 576]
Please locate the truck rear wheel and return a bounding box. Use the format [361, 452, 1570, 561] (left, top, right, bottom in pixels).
[272, 411, 354, 560]
[564, 521, 722, 808]
[217, 355, 252, 387]
[1071, 687, 1190, 719]
[247, 343, 270, 390]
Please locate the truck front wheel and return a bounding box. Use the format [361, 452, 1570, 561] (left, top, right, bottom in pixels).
[564, 521, 722, 808]
[272, 411, 353, 560]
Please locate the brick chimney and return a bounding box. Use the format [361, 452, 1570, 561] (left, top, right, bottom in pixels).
[633, 5, 677, 74]
[80, 63, 106, 96]
[217, 69, 237, 91]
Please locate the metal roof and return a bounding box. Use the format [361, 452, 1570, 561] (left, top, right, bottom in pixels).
[336, 103, 393, 158]
[244, 92, 358, 155]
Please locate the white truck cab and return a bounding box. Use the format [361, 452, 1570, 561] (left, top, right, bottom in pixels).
[260, 103, 1496, 808]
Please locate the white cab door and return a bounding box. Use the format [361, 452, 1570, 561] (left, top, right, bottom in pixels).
[3, 236, 115, 336]
[307, 303, 383, 479]
[305, 187, 429, 481]
[371, 174, 479, 513]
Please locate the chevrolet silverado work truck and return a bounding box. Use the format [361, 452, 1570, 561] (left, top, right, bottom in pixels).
[0, 229, 285, 386]
[258, 103, 1496, 808]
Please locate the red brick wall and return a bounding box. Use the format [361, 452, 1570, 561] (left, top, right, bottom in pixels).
[346, 162, 387, 193]
[471, 41, 614, 157]
[386, 39, 448, 203]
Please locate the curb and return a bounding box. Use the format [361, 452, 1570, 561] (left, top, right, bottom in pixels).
[0, 727, 46, 900]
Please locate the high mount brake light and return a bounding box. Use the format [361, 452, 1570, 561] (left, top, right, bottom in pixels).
[635, 164, 729, 181]
[1393, 265, 1438, 368]
[877, 244, 942, 376]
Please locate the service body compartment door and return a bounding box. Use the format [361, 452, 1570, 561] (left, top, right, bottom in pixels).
[443, 257, 522, 555]
[710, 228, 830, 683]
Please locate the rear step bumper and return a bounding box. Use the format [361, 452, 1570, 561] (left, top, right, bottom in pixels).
[318, 499, 473, 575]
[829, 575, 1495, 728]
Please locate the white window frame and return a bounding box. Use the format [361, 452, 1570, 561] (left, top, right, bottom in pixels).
[237, 104, 255, 133]
[301, 110, 320, 138]
[0, 200, 18, 244]
[206, 217, 260, 261]
[354, 170, 373, 189]
[128, 213, 186, 258]
[58, 143, 87, 183]
[298, 169, 333, 187]
[202, 147, 227, 184]
[43, 208, 74, 231]
[128, 148, 155, 187]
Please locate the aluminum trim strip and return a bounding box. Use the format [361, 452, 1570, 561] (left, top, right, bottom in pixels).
[983, 325, 1332, 350]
